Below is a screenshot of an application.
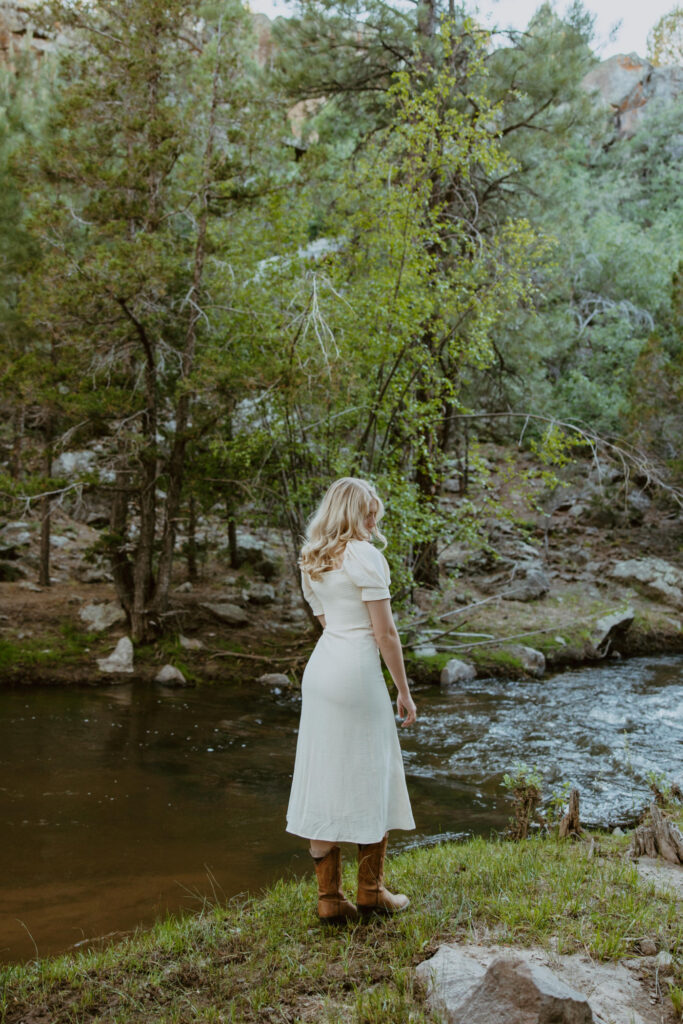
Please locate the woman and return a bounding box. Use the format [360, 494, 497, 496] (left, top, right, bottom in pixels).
[286, 477, 417, 922]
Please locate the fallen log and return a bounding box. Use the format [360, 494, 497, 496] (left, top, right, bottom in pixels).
[558, 788, 583, 839]
[630, 802, 683, 864]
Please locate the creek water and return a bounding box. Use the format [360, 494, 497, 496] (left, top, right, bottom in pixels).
[1, 654, 681, 963]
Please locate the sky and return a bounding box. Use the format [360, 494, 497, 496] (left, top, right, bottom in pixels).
[247, 0, 677, 60]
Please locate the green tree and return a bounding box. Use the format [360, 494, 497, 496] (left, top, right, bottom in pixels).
[18, 0, 283, 639]
[647, 6, 683, 66]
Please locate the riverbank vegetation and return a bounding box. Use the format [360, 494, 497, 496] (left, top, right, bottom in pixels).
[2, 804, 682, 1023]
[1, 0, 682, 651]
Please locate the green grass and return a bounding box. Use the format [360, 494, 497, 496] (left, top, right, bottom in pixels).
[0, 621, 100, 672]
[2, 822, 682, 1024]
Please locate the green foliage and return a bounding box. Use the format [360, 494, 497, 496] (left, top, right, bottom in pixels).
[647, 5, 683, 65]
[1, 0, 680, 607]
[502, 762, 544, 839]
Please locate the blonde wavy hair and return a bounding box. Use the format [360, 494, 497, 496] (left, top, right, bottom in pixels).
[299, 477, 386, 580]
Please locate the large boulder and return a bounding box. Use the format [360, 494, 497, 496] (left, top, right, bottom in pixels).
[504, 644, 546, 678]
[155, 664, 191, 687]
[79, 600, 127, 632]
[505, 564, 551, 602]
[201, 601, 249, 626]
[417, 944, 653, 1024]
[455, 955, 593, 1023]
[609, 558, 683, 609]
[440, 658, 476, 688]
[96, 636, 134, 674]
[243, 582, 276, 605]
[582, 53, 683, 138]
[0, 522, 32, 547]
[592, 606, 635, 651]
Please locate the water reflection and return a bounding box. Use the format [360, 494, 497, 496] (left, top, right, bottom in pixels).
[1, 654, 681, 962]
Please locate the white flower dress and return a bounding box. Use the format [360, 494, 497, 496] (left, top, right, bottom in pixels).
[286, 539, 415, 844]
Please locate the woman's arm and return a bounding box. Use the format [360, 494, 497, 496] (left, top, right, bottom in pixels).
[366, 598, 417, 727]
[316, 614, 326, 629]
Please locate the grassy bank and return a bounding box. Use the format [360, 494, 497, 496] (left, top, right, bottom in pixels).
[2, 819, 682, 1024]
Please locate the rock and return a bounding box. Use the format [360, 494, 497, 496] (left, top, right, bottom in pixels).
[505, 644, 546, 677]
[96, 636, 134, 674]
[200, 601, 249, 626]
[0, 562, 26, 581]
[52, 449, 97, 476]
[76, 566, 113, 584]
[419, 943, 653, 1024]
[179, 634, 204, 651]
[50, 534, 70, 548]
[416, 945, 487, 1015]
[243, 582, 276, 605]
[592, 606, 634, 651]
[505, 564, 550, 602]
[636, 937, 657, 956]
[609, 557, 683, 609]
[175, 581, 193, 593]
[0, 543, 22, 560]
[440, 658, 476, 688]
[79, 601, 127, 632]
[457, 955, 594, 1023]
[0, 520, 30, 531]
[412, 643, 437, 658]
[612, 826, 624, 836]
[1, 529, 31, 547]
[155, 664, 191, 687]
[18, 581, 42, 592]
[582, 53, 683, 138]
[257, 672, 291, 688]
[626, 490, 651, 521]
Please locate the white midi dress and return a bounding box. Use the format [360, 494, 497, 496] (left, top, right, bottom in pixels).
[286, 539, 415, 844]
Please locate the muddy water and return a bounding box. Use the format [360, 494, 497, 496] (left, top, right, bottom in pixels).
[1, 654, 681, 962]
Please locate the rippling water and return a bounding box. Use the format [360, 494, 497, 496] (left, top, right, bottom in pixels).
[1, 654, 681, 961]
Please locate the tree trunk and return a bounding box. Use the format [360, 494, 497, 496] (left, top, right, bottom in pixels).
[152, 31, 222, 619]
[10, 404, 25, 479]
[558, 788, 583, 839]
[131, 454, 157, 643]
[413, 382, 440, 586]
[38, 440, 52, 587]
[186, 492, 198, 582]
[631, 803, 683, 864]
[227, 510, 239, 569]
[109, 469, 135, 622]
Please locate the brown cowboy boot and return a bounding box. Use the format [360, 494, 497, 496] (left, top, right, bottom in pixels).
[357, 835, 410, 914]
[311, 845, 359, 923]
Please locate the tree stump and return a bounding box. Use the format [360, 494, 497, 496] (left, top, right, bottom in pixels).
[631, 803, 683, 864]
[558, 788, 583, 839]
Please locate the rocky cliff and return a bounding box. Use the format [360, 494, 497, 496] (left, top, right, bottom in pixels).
[582, 52, 683, 137]
[0, 0, 61, 60]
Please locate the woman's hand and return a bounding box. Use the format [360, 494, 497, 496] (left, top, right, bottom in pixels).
[397, 692, 417, 728]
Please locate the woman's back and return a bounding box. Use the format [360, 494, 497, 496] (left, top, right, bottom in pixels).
[302, 539, 391, 634]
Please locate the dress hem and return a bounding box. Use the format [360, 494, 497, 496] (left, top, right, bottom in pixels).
[286, 822, 416, 844]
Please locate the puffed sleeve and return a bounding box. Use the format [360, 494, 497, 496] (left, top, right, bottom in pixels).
[343, 540, 391, 601]
[301, 571, 324, 616]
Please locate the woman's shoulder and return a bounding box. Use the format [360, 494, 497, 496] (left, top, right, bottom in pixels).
[343, 538, 389, 580]
[344, 538, 384, 560]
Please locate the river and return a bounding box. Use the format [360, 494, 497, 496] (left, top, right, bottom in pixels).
[1, 654, 681, 962]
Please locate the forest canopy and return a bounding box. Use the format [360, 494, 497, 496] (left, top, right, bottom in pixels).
[0, 0, 681, 640]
